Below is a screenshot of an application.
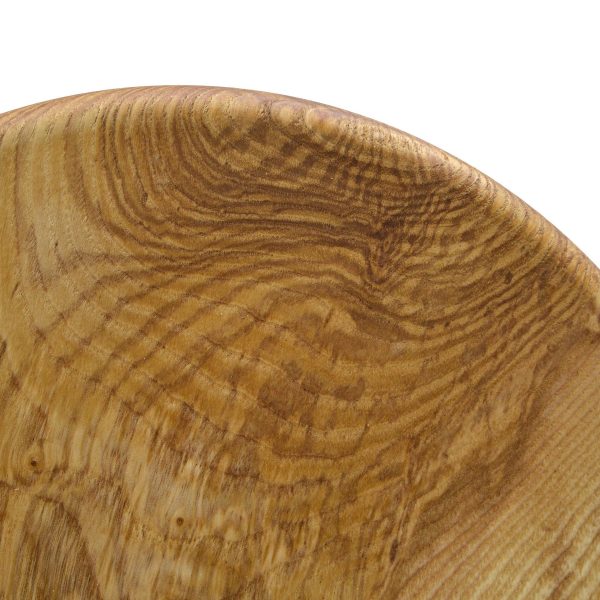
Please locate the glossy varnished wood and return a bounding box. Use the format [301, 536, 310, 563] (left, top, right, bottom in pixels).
[0, 87, 599, 599]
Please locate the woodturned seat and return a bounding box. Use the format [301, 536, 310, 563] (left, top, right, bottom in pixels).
[0, 87, 599, 599]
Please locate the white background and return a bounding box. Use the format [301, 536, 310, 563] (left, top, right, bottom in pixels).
[2, 1, 598, 266]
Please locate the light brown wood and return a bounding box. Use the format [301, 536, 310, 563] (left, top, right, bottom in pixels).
[0, 86, 599, 599]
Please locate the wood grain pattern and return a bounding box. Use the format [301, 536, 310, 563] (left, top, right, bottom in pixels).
[0, 86, 599, 599]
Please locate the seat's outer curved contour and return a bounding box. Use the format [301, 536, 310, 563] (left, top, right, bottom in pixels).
[0, 87, 599, 599]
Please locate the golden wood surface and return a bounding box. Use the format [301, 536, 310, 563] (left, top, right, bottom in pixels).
[0, 87, 599, 599]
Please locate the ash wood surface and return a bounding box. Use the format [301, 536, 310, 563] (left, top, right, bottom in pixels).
[0, 86, 599, 599]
